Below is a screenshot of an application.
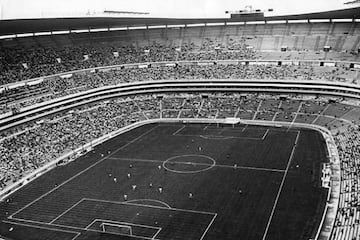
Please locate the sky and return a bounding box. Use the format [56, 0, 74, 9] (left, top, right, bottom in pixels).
[0, 0, 356, 19]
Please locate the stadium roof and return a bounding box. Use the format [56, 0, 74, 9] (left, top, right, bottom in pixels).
[0, 6, 359, 35]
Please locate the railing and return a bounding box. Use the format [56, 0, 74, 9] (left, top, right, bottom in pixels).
[1, 59, 359, 91]
[1, 78, 360, 132]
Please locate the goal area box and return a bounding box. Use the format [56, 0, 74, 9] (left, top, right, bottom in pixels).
[89, 219, 161, 238]
[101, 222, 133, 235]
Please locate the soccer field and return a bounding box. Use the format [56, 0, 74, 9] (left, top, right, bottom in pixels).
[0, 122, 329, 240]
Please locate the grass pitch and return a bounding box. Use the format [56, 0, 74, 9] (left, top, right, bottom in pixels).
[0, 122, 328, 240]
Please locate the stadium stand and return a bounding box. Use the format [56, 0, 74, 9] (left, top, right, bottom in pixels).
[0, 93, 358, 190]
[0, 61, 358, 116]
[1, 8, 360, 240]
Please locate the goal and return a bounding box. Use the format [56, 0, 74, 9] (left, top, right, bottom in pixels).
[100, 222, 133, 236]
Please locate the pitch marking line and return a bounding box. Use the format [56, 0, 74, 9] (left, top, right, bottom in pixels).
[85, 219, 98, 230]
[201, 127, 246, 133]
[89, 218, 162, 231]
[83, 198, 217, 216]
[152, 227, 162, 240]
[87, 218, 162, 239]
[9, 125, 159, 220]
[50, 199, 85, 224]
[126, 199, 171, 208]
[261, 130, 301, 240]
[242, 124, 248, 132]
[199, 135, 236, 140]
[261, 129, 270, 140]
[174, 127, 295, 140]
[82, 198, 217, 240]
[2, 220, 81, 240]
[200, 213, 217, 240]
[203, 123, 211, 130]
[229, 165, 285, 173]
[9, 217, 159, 240]
[175, 133, 266, 140]
[172, 125, 186, 135]
[107, 157, 286, 173]
[163, 154, 216, 174]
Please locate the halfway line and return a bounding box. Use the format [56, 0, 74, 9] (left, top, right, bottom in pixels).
[108, 157, 286, 173]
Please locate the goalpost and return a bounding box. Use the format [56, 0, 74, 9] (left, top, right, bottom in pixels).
[100, 222, 133, 236]
[211, 118, 241, 129]
[221, 117, 241, 128]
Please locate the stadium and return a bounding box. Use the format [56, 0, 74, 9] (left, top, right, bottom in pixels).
[0, 1, 359, 239]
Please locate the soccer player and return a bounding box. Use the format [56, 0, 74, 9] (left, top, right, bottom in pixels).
[158, 186, 163, 194]
[158, 165, 162, 170]
[132, 185, 137, 191]
[149, 182, 153, 188]
[123, 194, 128, 201]
[189, 192, 193, 199]
[113, 177, 117, 183]
[127, 173, 131, 179]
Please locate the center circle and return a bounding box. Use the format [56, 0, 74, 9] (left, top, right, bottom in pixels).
[162, 154, 216, 174]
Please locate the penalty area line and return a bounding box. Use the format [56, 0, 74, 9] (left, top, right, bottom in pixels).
[261, 129, 270, 140]
[172, 125, 186, 136]
[2, 219, 81, 239]
[200, 213, 217, 240]
[82, 198, 217, 216]
[9, 125, 159, 220]
[8, 217, 158, 240]
[49, 199, 85, 224]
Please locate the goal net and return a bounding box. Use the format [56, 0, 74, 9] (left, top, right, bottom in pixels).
[224, 118, 241, 124]
[212, 118, 241, 129]
[100, 222, 133, 236]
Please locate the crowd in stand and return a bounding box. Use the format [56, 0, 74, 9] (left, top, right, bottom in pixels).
[1, 93, 359, 191]
[332, 125, 360, 240]
[0, 62, 356, 115]
[0, 37, 358, 116]
[0, 39, 258, 85]
[0, 91, 359, 239]
[1, 36, 360, 240]
[0, 98, 147, 189]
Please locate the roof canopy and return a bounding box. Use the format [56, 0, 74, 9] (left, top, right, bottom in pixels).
[0, 7, 359, 35]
